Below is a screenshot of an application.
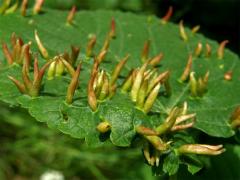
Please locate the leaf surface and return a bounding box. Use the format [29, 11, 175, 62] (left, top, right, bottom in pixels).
[0, 9, 239, 147]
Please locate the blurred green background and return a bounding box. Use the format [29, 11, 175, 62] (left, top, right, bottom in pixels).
[0, 0, 239, 179]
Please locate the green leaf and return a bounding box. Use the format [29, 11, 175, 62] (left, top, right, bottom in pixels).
[98, 94, 136, 146]
[0, 66, 22, 105]
[181, 154, 204, 175]
[0, 9, 239, 148]
[163, 151, 180, 175]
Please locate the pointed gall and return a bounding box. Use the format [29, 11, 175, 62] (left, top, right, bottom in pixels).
[10, 32, 17, 48]
[179, 20, 188, 42]
[8, 76, 26, 94]
[149, 53, 163, 67]
[163, 75, 171, 97]
[198, 71, 209, 95]
[143, 83, 161, 113]
[67, 5, 77, 25]
[155, 107, 180, 135]
[0, 0, 11, 14]
[62, 51, 70, 62]
[136, 126, 158, 136]
[99, 73, 109, 100]
[5, 1, 18, 14]
[70, 45, 80, 65]
[231, 121, 240, 130]
[121, 70, 134, 93]
[172, 122, 195, 131]
[205, 43, 211, 58]
[181, 101, 188, 116]
[91, 57, 99, 76]
[31, 60, 51, 97]
[189, 72, 198, 97]
[34, 30, 49, 59]
[12, 39, 22, 64]
[21, 0, 28, 16]
[55, 59, 65, 77]
[109, 84, 117, 98]
[179, 54, 192, 82]
[86, 35, 96, 57]
[97, 50, 107, 64]
[161, 6, 173, 24]
[21, 43, 31, 70]
[2, 43, 13, 65]
[66, 63, 82, 104]
[178, 144, 225, 155]
[33, 56, 39, 80]
[147, 70, 169, 94]
[33, 0, 44, 15]
[230, 107, 240, 129]
[110, 54, 129, 86]
[94, 70, 104, 97]
[18, 37, 24, 46]
[47, 61, 56, 80]
[172, 113, 196, 131]
[109, 17, 116, 38]
[143, 69, 151, 78]
[203, 70, 210, 84]
[47, 56, 66, 79]
[137, 79, 148, 108]
[131, 61, 149, 102]
[22, 61, 32, 92]
[88, 71, 98, 111]
[144, 135, 168, 151]
[61, 58, 75, 77]
[101, 35, 111, 52]
[191, 25, 200, 34]
[194, 42, 202, 57]
[231, 106, 240, 121]
[145, 70, 157, 83]
[143, 143, 152, 165]
[218, 40, 229, 59]
[141, 40, 150, 62]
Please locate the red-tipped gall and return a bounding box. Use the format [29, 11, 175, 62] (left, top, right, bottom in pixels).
[161, 6, 173, 24]
[66, 63, 82, 104]
[218, 40, 229, 59]
[109, 17, 116, 38]
[141, 40, 150, 62]
[66, 5, 77, 25]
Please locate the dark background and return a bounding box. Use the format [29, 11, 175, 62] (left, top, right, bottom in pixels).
[156, 0, 240, 55]
[48, 0, 240, 55]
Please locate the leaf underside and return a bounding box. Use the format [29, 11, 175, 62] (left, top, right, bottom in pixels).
[0, 9, 239, 149]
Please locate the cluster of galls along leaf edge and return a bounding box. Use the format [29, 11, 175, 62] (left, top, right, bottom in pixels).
[1, 0, 239, 173]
